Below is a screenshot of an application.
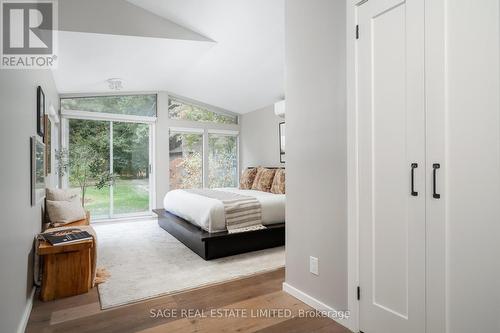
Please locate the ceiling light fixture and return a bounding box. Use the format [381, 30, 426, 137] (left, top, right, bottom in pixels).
[106, 78, 123, 91]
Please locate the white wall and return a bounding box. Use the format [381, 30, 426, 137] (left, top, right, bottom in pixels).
[0, 70, 59, 333]
[240, 105, 284, 169]
[59, 0, 210, 41]
[284, 0, 348, 318]
[445, 0, 500, 331]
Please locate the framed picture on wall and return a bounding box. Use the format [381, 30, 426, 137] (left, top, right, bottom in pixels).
[279, 122, 285, 163]
[44, 115, 51, 175]
[31, 136, 46, 206]
[37, 86, 45, 139]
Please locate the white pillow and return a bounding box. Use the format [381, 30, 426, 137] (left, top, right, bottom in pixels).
[46, 188, 80, 202]
[46, 197, 86, 226]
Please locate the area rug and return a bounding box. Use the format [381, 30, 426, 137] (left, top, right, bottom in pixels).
[94, 219, 285, 309]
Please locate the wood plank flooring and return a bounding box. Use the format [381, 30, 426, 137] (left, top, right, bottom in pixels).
[26, 268, 351, 333]
[26, 269, 349, 333]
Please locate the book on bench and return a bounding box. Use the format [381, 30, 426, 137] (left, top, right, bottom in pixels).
[41, 228, 92, 246]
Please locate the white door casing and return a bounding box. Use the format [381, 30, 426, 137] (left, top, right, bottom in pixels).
[357, 0, 426, 332]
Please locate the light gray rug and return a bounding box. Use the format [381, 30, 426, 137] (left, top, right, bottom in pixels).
[94, 219, 285, 309]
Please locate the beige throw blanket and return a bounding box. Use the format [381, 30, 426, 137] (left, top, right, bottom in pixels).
[186, 189, 265, 233]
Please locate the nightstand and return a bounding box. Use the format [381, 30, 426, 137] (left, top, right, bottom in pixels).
[37, 239, 93, 301]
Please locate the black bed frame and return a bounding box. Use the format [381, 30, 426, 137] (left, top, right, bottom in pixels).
[153, 209, 285, 260]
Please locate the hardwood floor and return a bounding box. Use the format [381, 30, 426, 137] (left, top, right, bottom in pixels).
[26, 268, 351, 333]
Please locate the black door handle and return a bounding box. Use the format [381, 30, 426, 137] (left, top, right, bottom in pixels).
[411, 163, 418, 196]
[433, 163, 441, 199]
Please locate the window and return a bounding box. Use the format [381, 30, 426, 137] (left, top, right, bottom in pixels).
[168, 98, 238, 124]
[167, 97, 239, 190]
[208, 134, 238, 188]
[169, 131, 204, 189]
[61, 95, 157, 117]
[169, 131, 239, 190]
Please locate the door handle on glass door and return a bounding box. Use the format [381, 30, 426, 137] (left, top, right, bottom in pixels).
[433, 163, 441, 199]
[411, 163, 418, 196]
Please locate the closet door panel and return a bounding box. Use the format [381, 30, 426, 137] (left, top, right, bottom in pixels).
[371, 3, 408, 313]
[358, 0, 425, 332]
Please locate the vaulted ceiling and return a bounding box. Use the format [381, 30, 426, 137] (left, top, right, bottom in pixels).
[52, 0, 285, 113]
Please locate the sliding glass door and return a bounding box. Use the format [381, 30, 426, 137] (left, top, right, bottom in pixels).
[112, 122, 150, 215]
[67, 118, 153, 220]
[68, 119, 111, 219]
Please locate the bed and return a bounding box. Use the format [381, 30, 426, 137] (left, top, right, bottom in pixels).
[154, 172, 285, 260]
[163, 188, 285, 233]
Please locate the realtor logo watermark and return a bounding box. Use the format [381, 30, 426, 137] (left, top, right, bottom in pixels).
[1, 0, 58, 69]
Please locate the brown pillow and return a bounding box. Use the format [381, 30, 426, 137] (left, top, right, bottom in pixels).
[270, 168, 285, 194]
[240, 168, 258, 189]
[251, 167, 276, 192]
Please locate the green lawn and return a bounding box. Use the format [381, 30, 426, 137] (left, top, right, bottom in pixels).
[74, 179, 149, 218]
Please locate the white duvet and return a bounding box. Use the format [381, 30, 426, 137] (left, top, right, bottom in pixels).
[163, 188, 286, 233]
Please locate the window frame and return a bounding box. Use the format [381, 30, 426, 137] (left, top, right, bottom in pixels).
[60, 92, 158, 221]
[60, 92, 158, 120]
[207, 131, 240, 188]
[169, 128, 205, 190]
[60, 92, 241, 193]
[169, 127, 240, 189]
[168, 95, 239, 125]
[61, 116, 156, 221]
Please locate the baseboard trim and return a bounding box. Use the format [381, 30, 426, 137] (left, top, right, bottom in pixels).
[282, 282, 355, 332]
[17, 287, 35, 333]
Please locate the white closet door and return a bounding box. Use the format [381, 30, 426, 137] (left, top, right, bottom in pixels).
[357, 0, 425, 332]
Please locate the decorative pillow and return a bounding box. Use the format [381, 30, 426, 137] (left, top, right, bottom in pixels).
[251, 167, 276, 192]
[46, 197, 86, 226]
[270, 168, 286, 194]
[46, 188, 80, 202]
[240, 168, 258, 189]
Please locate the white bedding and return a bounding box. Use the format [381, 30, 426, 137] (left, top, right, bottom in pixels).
[163, 188, 285, 233]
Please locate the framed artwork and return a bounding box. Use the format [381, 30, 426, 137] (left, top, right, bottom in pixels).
[31, 136, 46, 206]
[279, 122, 285, 163]
[44, 115, 51, 175]
[37, 86, 45, 139]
